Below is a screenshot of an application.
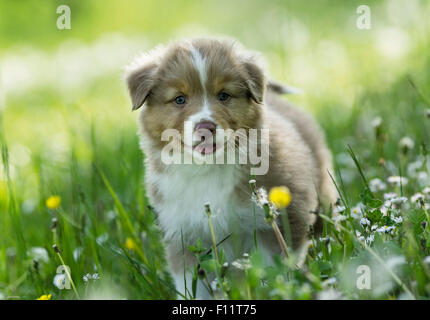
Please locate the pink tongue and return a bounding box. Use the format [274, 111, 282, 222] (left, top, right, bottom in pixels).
[194, 143, 215, 154]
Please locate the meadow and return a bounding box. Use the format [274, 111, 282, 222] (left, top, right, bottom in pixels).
[1, 0, 430, 300]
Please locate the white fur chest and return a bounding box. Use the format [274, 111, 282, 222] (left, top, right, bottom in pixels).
[147, 163, 269, 256]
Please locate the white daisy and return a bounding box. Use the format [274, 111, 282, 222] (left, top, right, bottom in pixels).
[53, 273, 67, 289]
[387, 176, 408, 187]
[392, 216, 403, 224]
[83, 273, 91, 282]
[411, 193, 425, 204]
[360, 217, 371, 226]
[351, 206, 363, 219]
[28, 247, 49, 263]
[366, 234, 375, 244]
[355, 231, 365, 242]
[324, 277, 337, 286]
[356, 231, 374, 245]
[333, 205, 346, 214]
[380, 206, 389, 216]
[369, 178, 387, 192]
[384, 192, 398, 200]
[389, 196, 408, 206]
[376, 225, 396, 234]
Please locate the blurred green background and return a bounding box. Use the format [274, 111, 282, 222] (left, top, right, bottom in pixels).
[1, 0, 430, 299]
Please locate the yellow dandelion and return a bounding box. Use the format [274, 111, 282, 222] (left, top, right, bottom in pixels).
[46, 195, 61, 210]
[37, 294, 52, 300]
[125, 237, 136, 251]
[268, 186, 292, 209]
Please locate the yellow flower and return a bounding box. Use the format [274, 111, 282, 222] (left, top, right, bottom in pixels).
[46, 195, 61, 210]
[37, 294, 52, 300]
[268, 186, 292, 209]
[125, 237, 136, 251]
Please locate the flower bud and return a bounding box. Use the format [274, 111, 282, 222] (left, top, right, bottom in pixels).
[52, 244, 61, 253]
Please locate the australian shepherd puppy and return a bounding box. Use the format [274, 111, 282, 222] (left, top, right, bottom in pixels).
[125, 38, 337, 299]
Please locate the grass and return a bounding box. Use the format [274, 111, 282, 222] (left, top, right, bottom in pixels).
[1, 0, 430, 300]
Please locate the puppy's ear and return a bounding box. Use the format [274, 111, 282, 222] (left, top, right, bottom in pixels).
[242, 61, 266, 104]
[125, 46, 165, 111]
[126, 63, 157, 111]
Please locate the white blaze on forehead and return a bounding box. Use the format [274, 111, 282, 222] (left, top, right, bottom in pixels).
[190, 47, 207, 87]
[188, 46, 213, 126]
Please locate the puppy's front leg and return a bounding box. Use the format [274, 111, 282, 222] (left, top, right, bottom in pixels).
[171, 270, 212, 300]
[166, 243, 212, 300]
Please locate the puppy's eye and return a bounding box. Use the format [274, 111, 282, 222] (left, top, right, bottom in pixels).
[218, 92, 230, 102]
[174, 95, 186, 105]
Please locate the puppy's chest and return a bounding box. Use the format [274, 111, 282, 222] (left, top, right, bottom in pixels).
[148, 165, 268, 245]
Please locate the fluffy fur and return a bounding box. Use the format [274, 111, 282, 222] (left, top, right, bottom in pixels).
[124, 38, 337, 299]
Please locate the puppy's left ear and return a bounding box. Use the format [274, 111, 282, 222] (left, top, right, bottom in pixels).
[243, 61, 266, 104]
[126, 63, 157, 111]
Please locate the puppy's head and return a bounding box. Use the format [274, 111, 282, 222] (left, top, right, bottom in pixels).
[125, 38, 266, 155]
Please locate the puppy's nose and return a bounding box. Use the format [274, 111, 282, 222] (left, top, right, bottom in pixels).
[195, 121, 217, 134]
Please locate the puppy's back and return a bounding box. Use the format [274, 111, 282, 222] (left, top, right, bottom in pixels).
[265, 91, 338, 210]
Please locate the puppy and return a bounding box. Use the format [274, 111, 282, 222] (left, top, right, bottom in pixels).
[125, 38, 337, 299]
